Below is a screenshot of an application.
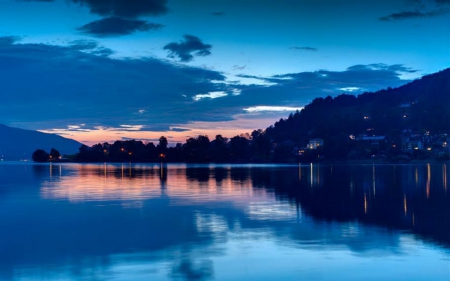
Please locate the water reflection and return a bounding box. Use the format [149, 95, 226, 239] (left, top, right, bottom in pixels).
[0, 163, 448, 280]
[33, 163, 450, 246]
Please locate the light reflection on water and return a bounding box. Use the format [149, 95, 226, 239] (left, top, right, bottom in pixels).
[0, 162, 449, 281]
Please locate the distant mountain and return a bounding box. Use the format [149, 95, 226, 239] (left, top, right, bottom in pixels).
[0, 124, 82, 160]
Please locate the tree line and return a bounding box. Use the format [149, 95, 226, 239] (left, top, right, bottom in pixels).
[72, 134, 291, 163]
[32, 148, 61, 162]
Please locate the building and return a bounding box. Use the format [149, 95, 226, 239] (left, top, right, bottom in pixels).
[307, 138, 324, 149]
[402, 139, 423, 151]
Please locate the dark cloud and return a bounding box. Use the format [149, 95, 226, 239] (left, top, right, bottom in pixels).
[77, 17, 163, 37]
[290, 46, 318, 52]
[0, 39, 417, 135]
[68, 39, 99, 50]
[347, 64, 418, 73]
[91, 47, 115, 57]
[70, 0, 168, 18]
[20, 0, 168, 36]
[380, 8, 448, 20]
[67, 40, 115, 56]
[229, 63, 415, 109]
[0, 36, 21, 45]
[164, 35, 212, 62]
[0, 39, 226, 131]
[233, 65, 246, 71]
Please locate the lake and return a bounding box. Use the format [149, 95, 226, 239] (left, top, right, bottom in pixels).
[0, 162, 449, 280]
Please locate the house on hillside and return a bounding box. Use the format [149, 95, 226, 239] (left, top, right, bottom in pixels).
[307, 138, 324, 149]
[402, 138, 423, 151]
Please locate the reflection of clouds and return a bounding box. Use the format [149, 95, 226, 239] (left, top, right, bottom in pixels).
[247, 202, 298, 221]
[195, 213, 228, 236]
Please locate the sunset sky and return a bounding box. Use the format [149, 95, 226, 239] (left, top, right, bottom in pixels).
[0, 0, 449, 145]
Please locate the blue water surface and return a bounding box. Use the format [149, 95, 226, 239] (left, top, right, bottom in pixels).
[0, 162, 448, 280]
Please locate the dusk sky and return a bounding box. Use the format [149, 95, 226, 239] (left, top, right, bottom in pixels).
[0, 0, 449, 145]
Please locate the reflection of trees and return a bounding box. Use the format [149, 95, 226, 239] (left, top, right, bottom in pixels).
[35, 163, 450, 247]
[249, 164, 450, 247]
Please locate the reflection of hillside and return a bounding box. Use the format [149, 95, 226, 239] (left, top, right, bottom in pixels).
[251, 164, 450, 248]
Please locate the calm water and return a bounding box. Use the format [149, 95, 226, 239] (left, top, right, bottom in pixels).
[0, 162, 449, 281]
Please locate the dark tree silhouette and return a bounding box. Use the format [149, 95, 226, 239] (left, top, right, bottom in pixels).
[32, 149, 49, 162]
[157, 136, 168, 158]
[49, 148, 60, 161]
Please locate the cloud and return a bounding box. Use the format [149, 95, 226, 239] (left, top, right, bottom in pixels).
[290, 46, 318, 52]
[67, 39, 115, 56]
[163, 35, 212, 62]
[244, 106, 304, 113]
[77, 17, 164, 37]
[69, 0, 168, 18]
[20, 0, 168, 36]
[68, 39, 99, 50]
[0, 38, 417, 140]
[91, 47, 115, 57]
[0, 36, 21, 45]
[193, 91, 227, 101]
[0, 39, 227, 131]
[380, 8, 448, 20]
[233, 65, 246, 71]
[339, 87, 362, 92]
[346, 64, 418, 73]
[170, 127, 191, 132]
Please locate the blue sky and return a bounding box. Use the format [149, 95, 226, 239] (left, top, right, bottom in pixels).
[0, 0, 449, 144]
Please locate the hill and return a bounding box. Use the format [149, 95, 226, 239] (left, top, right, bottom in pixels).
[0, 124, 82, 160]
[264, 68, 450, 161]
[57, 68, 450, 163]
